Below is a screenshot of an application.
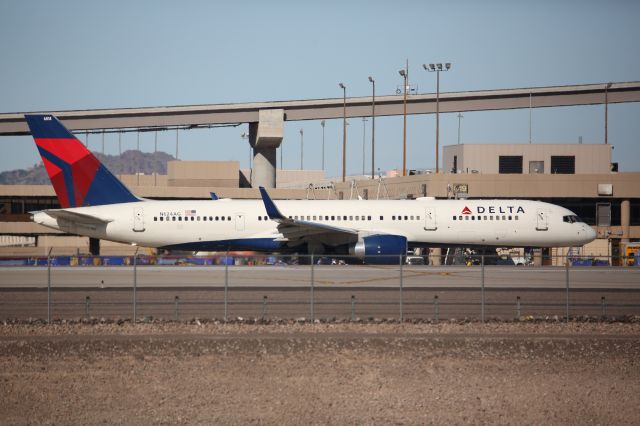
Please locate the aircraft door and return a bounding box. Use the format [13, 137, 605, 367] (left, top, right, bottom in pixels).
[536, 209, 548, 231]
[424, 208, 437, 230]
[235, 213, 245, 232]
[133, 207, 145, 232]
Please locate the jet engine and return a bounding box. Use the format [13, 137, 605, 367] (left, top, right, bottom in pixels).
[349, 234, 408, 264]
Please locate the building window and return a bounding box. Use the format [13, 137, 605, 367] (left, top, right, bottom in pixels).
[551, 156, 575, 174]
[596, 203, 611, 226]
[499, 156, 523, 174]
[529, 160, 544, 174]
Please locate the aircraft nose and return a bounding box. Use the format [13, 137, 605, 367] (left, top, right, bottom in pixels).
[582, 225, 597, 244]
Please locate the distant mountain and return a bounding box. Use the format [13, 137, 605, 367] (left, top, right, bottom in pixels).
[0, 150, 176, 185]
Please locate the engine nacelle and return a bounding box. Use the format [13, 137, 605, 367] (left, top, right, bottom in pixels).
[349, 234, 408, 264]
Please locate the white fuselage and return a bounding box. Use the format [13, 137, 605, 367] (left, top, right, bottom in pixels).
[32, 198, 596, 251]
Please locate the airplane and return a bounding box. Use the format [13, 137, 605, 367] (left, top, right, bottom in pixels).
[25, 114, 596, 263]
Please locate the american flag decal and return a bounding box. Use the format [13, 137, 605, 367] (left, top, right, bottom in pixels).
[185, 209, 196, 217]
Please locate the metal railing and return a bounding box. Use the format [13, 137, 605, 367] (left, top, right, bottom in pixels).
[0, 254, 639, 323]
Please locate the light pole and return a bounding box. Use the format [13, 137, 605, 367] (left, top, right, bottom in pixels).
[361, 117, 368, 175]
[175, 128, 179, 159]
[320, 120, 325, 170]
[339, 83, 347, 182]
[457, 113, 463, 145]
[299, 128, 304, 170]
[423, 62, 451, 173]
[399, 61, 408, 176]
[241, 132, 250, 169]
[368, 76, 375, 179]
[118, 131, 122, 155]
[101, 130, 105, 154]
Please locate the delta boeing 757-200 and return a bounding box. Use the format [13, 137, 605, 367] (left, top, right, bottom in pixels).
[25, 114, 595, 263]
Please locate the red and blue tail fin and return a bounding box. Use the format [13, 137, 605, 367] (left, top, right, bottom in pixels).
[24, 114, 139, 208]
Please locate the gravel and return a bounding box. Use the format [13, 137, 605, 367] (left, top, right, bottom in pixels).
[1, 322, 639, 425]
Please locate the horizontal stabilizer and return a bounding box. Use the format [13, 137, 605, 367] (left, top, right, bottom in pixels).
[36, 209, 113, 225]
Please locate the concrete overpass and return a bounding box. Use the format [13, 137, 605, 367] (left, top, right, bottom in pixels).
[1, 81, 639, 187]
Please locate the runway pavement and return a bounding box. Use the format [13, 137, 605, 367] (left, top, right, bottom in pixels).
[1, 265, 639, 289]
[1, 265, 639, 320]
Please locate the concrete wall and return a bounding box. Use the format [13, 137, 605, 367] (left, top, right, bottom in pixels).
[443, 144, 612, 174]
[167, 160, 239, 188]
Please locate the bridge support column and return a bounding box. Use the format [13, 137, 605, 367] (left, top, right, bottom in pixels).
[250, 109, 284, 188]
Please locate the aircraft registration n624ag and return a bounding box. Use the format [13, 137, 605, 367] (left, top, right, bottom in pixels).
[25, 114, 595, 263]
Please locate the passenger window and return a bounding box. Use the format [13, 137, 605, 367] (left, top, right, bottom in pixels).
[515, 216, 519, 220]
[367, 216, 371, 220]
[392, 215, 396, 220]
[331, 216, 335, 220]
[508, 215, 512, 220]
[154, 217, 157, 221]
[325, 216, 329, 220]
[471, 216, 475, 220]
[410, 216, 414, 220]
[465, 216, 469, 220]
[191, 217, 195, 221]
[453, 216, 457, 220]
[380, 216, 384, 220]
[502, 215, 506, 220]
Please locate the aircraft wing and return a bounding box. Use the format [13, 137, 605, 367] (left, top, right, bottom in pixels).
[259, 187, 358, 245]
[36, 209, 113, 226]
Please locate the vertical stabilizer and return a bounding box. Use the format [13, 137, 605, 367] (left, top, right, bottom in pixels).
[24, 114, 139, 207]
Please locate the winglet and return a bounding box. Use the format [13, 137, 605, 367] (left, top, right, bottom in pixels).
[210, 192, 219, 200]
[259, 186, 285, 220]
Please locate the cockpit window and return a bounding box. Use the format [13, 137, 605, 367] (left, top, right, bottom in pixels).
[563, 215, 584, 224]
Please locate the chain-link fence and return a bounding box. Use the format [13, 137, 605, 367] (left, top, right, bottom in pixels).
[1, 254, 639, 322]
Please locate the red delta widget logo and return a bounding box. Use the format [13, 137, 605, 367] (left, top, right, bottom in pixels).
[461, 205, 525, 214]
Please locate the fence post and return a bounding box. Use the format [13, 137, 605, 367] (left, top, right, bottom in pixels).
[601, 296, 606, 317]
[47, 247, 52, 324]
[262, 296, 268, 320]
[310, 254, 315, 322]
[133, 249, 138, 324]
[399, 254, 404, 322]
[481, 255, 485, 323]
[85, 296, 90, 319]
[516, 296, 521, 318]
[351, 295, 356, 321]
[434, 295, 439, 322]
[565, 257, 570, 323]
[224, 251, 229, 322]
[174, 296, 180, 321]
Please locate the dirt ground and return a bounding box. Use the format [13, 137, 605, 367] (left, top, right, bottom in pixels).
[1, 321, 639, 425]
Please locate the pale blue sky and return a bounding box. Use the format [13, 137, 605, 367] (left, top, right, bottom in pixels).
[1, 0, 639, 175]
